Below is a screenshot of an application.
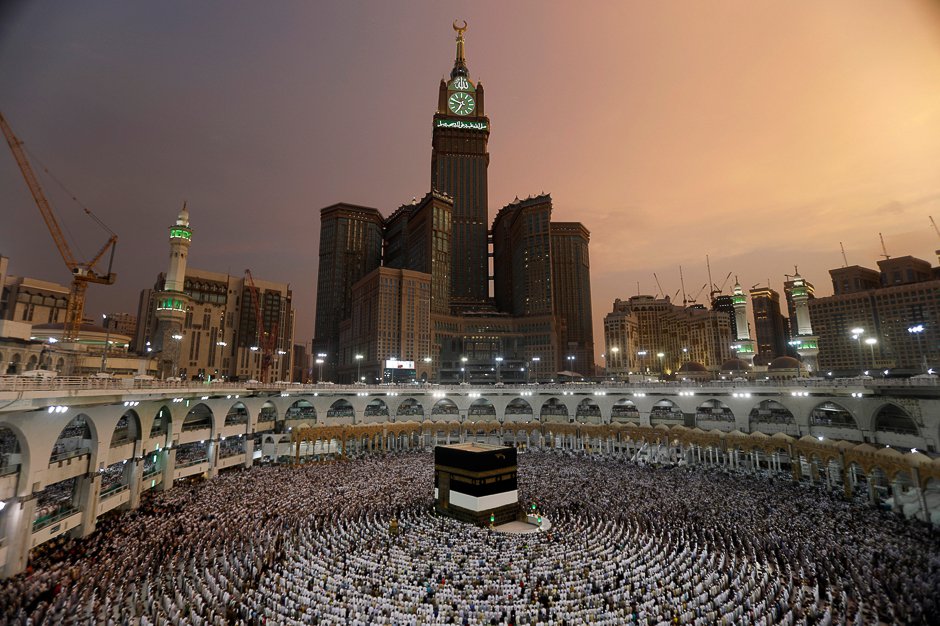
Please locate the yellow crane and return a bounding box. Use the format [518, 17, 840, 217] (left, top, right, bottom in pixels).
[0, 111, 117, 341]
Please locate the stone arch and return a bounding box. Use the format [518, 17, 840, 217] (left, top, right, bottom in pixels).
[809, 401, 858, 429]
[575, 398, 601, 422]
[26, 354, 38, 371]
[111, 409, 141, 447]
[257, 400, 278, 427]
[55, 357, 65, 373]
[224, 402, 250, 427]
[285, 399, 317, 423]
[326, 399, 354, 419]
[873, 403, 919, 436]
[8, 353, 22, 374]
[182, 403, 214, 433]
[468, 398, 496, 420]
[431, 398, 459, 418]
[149, 404, 172, 444]
[539, 398, 569, 422]
[650, 399, 683, 425]
[364, 398, 390, 419]
[611, 398, 640, 422]
[50, 414, 93, 462]
[748, 400, 794, 429]
[695, 399, 735, 430]
[504, 398, 533, 420]
[396, 398, 424, 419]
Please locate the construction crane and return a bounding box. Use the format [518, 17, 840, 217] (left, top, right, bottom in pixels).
[0, 111, 117, 341]
[878, 233, 890, 260]
[931, 216, 940, 239]
[653, 273, 665, 299]
[839, 242, 849, 267]
[244, 269, 279, 383]
[688, 283, 708, 305]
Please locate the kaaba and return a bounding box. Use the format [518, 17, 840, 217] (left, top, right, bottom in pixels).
[434, 442, 520, 525]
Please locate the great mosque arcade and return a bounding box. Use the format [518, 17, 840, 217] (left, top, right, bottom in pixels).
[1, 378, 940, 578]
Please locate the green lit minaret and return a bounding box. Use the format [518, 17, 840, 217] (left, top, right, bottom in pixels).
[153, 203, 192, 378]
[731, 279, 756, 365]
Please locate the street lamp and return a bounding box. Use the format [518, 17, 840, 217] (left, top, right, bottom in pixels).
[355, 353, 363, 384]
[637, 350, 648, 375]
[315, 358, 324, 382]
[864, 337, 878, 370]
[850, 328, 864, 375]
[609, 346, 619, 379]
[788, 339, 803, 377]
[461, 356, 468, 383]
[216, 340, 227, 382]
[100, 314, 112, 374]
[908, 324, 926, 372]
[566, 355, 575, 378]
[530, 356, 540, 383]
[423, 356, 432, 383]
[656, 352, 665, 375]
[495, 356, 503, 384]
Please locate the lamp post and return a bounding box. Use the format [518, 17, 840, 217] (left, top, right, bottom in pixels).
[609, 346, 619, 380]
[908, 324, 926, 373]
[637, 350, 648, 376]
[864, 337, 878, 371]
[495, 356, 503, 384]
[276, 349, 287, 381]
[529, 356, 540, 383]
[423, 356, 432, 383]
[316, 352, 327, 382]
[461, 356, 468, 383]
[355, 354, 363, 384]
[100, 314, 112, 374]
[216, 340, 227, 382]
[656, 352, 665, 376]
[566, 354, 575, 378]
[850, 327, 864, 375]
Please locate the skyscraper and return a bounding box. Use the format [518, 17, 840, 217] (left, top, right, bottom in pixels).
[492, 194, 554, 316]
[749, 285, 788, 361]
[313, 203, 384, 374]
[431, 21, 490, 310]
[551, 222, 595, 376]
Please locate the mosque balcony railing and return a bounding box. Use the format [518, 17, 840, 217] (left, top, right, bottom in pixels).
[99, 483, 129, 499]
[32, 507, 79, 532]
[48, 449, 90, 465]
[0, 464, 19, 477]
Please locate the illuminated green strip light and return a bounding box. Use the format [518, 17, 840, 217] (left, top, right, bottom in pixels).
[732, 295, 746, 304]
[156, 298, 187, 311]
[435, 119, 488, 131]
[170, 228, 192, 240]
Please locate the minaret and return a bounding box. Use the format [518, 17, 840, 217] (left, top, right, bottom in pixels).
[731, 279, 756, 364]
[153, 203, 193, 378]
[789, 270, 819, 373]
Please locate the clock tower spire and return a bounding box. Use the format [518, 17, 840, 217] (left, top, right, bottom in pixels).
[452, 19, 469, 79]
[432, 20, 491, 311]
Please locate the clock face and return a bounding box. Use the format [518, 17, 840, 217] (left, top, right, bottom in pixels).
[448, 91, 475, 116]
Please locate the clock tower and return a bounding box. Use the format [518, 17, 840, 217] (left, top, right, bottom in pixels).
[431, 20, 491, 311]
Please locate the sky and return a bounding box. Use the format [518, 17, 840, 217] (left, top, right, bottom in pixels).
[2, 0, 940, 365]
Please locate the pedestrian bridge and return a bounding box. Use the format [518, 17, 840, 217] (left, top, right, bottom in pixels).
[1, 376, 939, 577]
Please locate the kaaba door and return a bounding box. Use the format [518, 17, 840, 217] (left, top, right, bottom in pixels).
[440, 472, 450, 509]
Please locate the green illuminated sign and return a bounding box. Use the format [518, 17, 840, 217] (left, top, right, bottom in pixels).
[170, 228, 192, 240]
[435, 119, 488, 131]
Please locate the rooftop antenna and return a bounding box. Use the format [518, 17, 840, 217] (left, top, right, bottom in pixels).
[839, 242, 848, 267]
[636, 281, 640, 297]
[879, 233, 890, 260]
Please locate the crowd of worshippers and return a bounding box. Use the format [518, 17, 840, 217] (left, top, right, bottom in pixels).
[0, 449, 937, 625]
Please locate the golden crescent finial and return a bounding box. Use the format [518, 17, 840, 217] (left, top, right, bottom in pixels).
[453, 19, 468, 35]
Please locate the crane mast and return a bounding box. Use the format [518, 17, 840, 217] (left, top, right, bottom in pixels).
[0, 111, 117, 340]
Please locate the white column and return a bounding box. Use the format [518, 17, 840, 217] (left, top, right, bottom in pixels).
[159, 447, 176, 491]
[71, 472, 101, 539]
[0, 495, 37, 577]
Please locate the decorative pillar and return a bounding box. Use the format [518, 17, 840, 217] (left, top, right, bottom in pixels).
[124, 458, 144, 510]
[159, 447, 176, 491]
[244, 435, 255, 468]
[207, 440, 218, 478]
[1, 495, 37, 577]
[71, 472, 102, 539]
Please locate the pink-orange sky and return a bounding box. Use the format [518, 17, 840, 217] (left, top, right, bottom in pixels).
[2, 1, 940, 364]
